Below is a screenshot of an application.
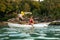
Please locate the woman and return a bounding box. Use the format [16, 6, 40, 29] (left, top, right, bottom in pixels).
[29, 16, 34, 33]
[15, 11, 25, 24]
[18, 11, 25, 21]
[29, 16, 34, 25]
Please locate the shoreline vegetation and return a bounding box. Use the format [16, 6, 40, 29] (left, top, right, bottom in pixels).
[0, 0, 60, 26]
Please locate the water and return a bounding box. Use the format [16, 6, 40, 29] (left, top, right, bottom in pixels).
[0, 25, 60, 40]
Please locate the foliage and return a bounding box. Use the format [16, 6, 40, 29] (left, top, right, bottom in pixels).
[0, 0, 60, 21]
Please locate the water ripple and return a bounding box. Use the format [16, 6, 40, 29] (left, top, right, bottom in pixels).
[0, 25, 60, 40]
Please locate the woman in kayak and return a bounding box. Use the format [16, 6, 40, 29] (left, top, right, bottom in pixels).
[28, 16, 34, 33]
[29, 16, 34, 25]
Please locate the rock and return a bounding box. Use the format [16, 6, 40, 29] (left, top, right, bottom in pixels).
[49, 22, 60, 25]
[34, 21, 39, 24]
[0, 22, 8, 26]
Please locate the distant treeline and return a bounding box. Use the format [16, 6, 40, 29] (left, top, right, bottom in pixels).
[0, 0, 60, 21]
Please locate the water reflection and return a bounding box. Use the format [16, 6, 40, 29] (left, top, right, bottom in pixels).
[0, 25, 60, 40]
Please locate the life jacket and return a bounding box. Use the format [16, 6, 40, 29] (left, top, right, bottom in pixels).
[29, 19, 34, 24]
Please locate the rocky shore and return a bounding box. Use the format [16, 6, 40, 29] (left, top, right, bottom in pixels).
[0, 21, 8, 27]
[0, 21, 38, 26]
[0, 20, 60, 27]
[49, 22, 60, 25]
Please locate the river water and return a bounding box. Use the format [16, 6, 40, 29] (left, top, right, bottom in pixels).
[0, 25, 60, 40]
